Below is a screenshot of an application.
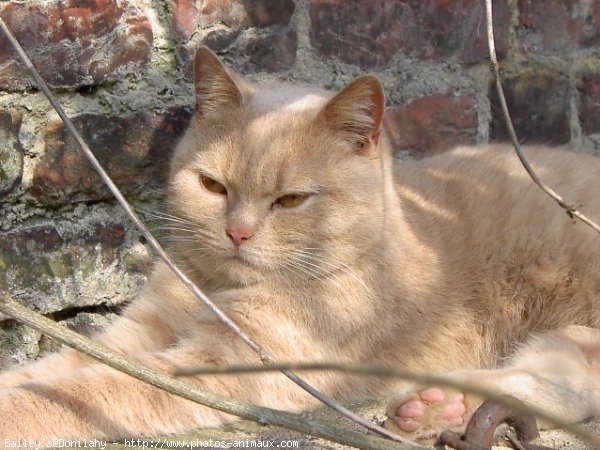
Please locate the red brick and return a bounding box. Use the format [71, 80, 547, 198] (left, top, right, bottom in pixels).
[310, 0, 510, 68]
[244, 0, 296, 27]
[0, 222, 126, 266]
[519, 0, 600, 54]
[173, 0, 238, 44]
[172, 0, 294, 43]
[0, 226, 64, 255]
[30, 107, 192, 205]
[0, 0, 152, 90]
[0, 110, 22, 197]
[383, 92, 478, 157]
[92, 222, 126, 251]
[224, 28, 297, 73]
[172, 0, 296, 75]
[490, 73, 571, 145]
[578, 75, 600, 135]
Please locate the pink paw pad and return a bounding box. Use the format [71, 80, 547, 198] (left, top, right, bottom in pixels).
[392, 388, 466, 433]
[397, 399, 424, 418]
[419, 387, 446, 403]
[441, 395, 466, 426]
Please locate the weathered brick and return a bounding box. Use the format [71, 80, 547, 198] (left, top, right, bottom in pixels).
[383, 92, 478, 157]
[310, 0, 510, 68]
[36, 311, 119, 359]
[0, 110, 22, 198]
[30, 107, 192, 205]
[519, 0, 600, 54]
[172, 0, 294, 42]
[0, 0, 152, 90]
[224, 28, 297, 73]
[1, 310, 119, 368]
[490, 74, 571, 145]
[0, 322, 41, 368]
[0, 222, 125, 265]
[172, 0, 296, 74]
[578, 75, 600, 135]
[0, 218, 149, 314]
[173, 0, 240, 44]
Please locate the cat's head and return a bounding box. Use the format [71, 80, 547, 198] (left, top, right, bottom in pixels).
[167, 47, 391, 287]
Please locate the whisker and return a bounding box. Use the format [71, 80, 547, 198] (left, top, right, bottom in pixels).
[156, 226, 197, 233]
[160, 237, 198, 243]
[282, 259, 324, 281]
[138, 208, 192, 225]
[288, 248, 369, 290]
[177, 246, 212, 254]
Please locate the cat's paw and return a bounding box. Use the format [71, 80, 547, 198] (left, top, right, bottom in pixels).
[385, 386, 473, 440]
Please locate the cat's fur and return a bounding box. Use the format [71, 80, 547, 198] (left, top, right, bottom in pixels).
[1, 47, 600, 443]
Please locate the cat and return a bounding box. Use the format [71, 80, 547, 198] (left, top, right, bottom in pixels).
[1, 46, 600, 444]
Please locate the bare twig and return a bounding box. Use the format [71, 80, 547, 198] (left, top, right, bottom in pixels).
[0, 295, 426, 450]
[174, 362, 600, 448]
[0, 17, 413, 445]
[484, 0, 600, 235]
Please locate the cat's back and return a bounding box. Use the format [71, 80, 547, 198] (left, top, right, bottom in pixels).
[394, 144, 600, 331]
[394, 144, 600, 247]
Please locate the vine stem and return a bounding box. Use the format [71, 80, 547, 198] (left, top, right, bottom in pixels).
[0, 16, 416, 446]
[484, 0, 600, 234]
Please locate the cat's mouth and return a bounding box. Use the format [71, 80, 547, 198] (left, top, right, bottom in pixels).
[227, 251, 257, 268]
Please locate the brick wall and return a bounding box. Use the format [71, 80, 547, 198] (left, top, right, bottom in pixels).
[1, 0, 600, 366]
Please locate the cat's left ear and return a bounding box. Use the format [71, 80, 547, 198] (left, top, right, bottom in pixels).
[193, 46, 243, 120]
[319, 75, 385, 154]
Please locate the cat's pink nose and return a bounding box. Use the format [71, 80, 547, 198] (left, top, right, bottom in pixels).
[226, 227, 254, 246]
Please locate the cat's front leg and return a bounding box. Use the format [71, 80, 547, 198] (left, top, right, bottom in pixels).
[0, 268, 186, 392]
[385, 326, 600, 441]
[0, 350, 242, 441]
[384, 365, 587, 441]
[0, 285, 331, 440]
[0, 312, 170, 391]
[0, 324, 315, 441]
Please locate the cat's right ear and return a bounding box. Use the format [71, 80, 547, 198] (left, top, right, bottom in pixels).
[318, 75, 385, 155]
[193, 47, 243, 119]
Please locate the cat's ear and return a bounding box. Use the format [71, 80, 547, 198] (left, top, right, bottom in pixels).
[193, 46, 243, 119]
[319, 75, 385, 154]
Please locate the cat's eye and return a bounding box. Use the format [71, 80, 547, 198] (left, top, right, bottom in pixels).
[275, 193, 309, 209]
[200, 175, 227, 196]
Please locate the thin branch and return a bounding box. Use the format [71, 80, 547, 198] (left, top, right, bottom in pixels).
[0, 16, 415, 445]
[174, 362, 600, 448]
[0, 295, 425, 450]
[484, 0, 600, 235]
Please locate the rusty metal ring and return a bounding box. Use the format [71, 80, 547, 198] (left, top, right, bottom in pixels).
[439, 396, 555, 450]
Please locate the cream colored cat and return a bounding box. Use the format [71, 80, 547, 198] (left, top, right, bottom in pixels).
[1, 46, 600, 443]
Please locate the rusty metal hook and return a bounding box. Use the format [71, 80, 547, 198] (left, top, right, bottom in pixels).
[438, 396, 555, 450]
